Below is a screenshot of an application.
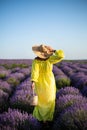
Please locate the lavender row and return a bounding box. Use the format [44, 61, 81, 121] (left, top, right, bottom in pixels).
[0, 66, 32, 113]
[59, 61, 87, 75]
[0, 67, 31, 92]
[0, 87, 87, 130]
[0, 66, 31, 79]
[53, 65, 71, 89]
[53, 86, 87, 130]
[53, 103, 87, 130]
[0, 89, 9, 112]
[0, 108, 41, 130]
[10, 77, 34, 113]
[55, 86, 85, 117]
[58, 61, 87, 97]
[0, 59, 32, 66]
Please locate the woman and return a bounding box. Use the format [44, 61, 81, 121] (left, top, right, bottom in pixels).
[31, 44, 64, 122]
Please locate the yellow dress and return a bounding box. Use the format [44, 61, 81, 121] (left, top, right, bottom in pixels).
[31, 50, 64, 121]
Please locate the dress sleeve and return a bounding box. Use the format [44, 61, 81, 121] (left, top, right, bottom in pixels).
[31, 60, 39, 82]
[48, 50, 65, 64]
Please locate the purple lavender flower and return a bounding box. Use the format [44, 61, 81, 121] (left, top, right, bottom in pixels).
[0, 59, 32, 65]
[75, 76, 87, 90]
[59, 64, 74, 77]
[0, 81, 12, 94]
[10, 78, 33, 112]
[77, 67, 87, 75]
[0, 89, 8, 102]
[8, 72, 25, 81]
[56, 86, 81, 99]
[0, 108, 41, 130]
[53, 65, 64, 76]
[7, 77, 20, 87]
[19, 67, 31, 77]
[68, 63, 80, 70]
[0, 108, 29, 129]
[10, 89, 32, 105]
[7, 72, 25, 86]
[79, 64, 87, 69]
[70, 72, 85, 81]
[70, 72, 85, 87]
[17, 78, 32, 90]
[53, 103, 87, 130]
[0, 70, 10, 79]
[23, 114, 42, 130]
[11, 67, 20, 73]
[55, 94, 87, 117]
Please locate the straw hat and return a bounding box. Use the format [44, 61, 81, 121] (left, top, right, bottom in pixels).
[32, 44, 54, 59]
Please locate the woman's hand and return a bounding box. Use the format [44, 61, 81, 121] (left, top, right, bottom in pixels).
[31, 81, 35, 90]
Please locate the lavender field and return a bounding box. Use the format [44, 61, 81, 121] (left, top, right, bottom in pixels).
[0, 59, 87, 130]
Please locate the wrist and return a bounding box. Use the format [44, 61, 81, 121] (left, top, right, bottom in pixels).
[31, 81, 35, 89]
[54, 50, 56, 53]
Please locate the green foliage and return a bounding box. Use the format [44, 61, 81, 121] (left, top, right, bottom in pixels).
[7, 78, 20, 87]
[0, 102, 9, 113]
[0, 73, 6, 79]
[2, 63, 29, 69]
[56, 78, 71, 89]
[10, 102, 34, 114]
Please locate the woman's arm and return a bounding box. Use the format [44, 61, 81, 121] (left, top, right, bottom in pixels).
[48, 50, 65, 64]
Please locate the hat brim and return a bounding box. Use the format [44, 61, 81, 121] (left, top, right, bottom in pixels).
[32, 45, 54, 59]
[33, 51, 52, 59]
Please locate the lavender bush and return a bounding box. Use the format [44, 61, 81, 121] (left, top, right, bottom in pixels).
[0, 108, 42, 130]
[0, 70, 10, 79]
[59, 64, 74, 77]
[0, 81, 12, 94]
[0, 108, 29, 130]
[7, 77, 20, 87]
[11, 67, 20, 73]
[7, 72, 25, 81]
[53, 65, 64, 76]
[23, 114, 42, 130]
[53, 103, 87, 130]
[10, 89, 33, 112]
[0, 89, 9, 112]
[10, 78, 33, 112]
[55, 75, 71, 89]
[56, 86, 81, 99]
[0, 89, 8, 101]
[79, 64, 87, 69]
[77, 67, 87, 74]
[55, 94, 87, 118]
[75, 76, 87, 90]
[70, 72, 85, 85]
[6, 72, 25, 87]
[19, 67, 31, 77]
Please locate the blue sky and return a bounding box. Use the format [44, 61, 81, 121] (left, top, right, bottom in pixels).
[0, 0, 87, 59]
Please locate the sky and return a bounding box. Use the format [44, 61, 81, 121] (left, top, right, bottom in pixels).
[0, 0, 87, 60]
